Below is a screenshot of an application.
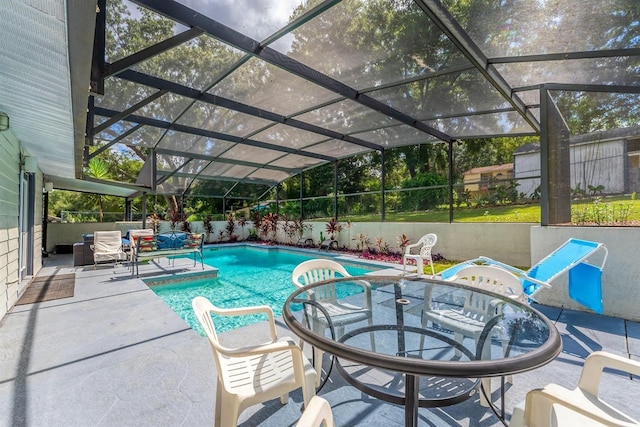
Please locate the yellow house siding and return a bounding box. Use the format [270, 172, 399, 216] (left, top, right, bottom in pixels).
[0, 130, 21, 318]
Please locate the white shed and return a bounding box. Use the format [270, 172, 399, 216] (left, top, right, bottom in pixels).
[514, 126, 640, 198]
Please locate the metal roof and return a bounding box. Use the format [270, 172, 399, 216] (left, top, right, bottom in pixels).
[2, 0, 639, 199]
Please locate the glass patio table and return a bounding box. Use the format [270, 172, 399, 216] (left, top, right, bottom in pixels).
[283, 276, 562, 427]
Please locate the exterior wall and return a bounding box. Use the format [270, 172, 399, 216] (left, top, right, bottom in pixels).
[463, 172, 482, 193]
[515, 140, 626, 197]
[0, 131, 20, 319]
[463, 169, 515, 195]
[530, 226, 640, 322]
[46, 221, 143, 252]
[514, 154, 541, 198]
[0, 131, 27, 318]
[571, 140, 625, 194]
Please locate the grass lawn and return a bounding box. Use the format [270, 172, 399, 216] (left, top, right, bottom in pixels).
[339, 195, 639, 224]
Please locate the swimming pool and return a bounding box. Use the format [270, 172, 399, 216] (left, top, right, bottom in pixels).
[149, 246, 376, 335]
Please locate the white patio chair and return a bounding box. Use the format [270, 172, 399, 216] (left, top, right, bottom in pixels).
[291, 259, 374, 386]
[296, 396, 335, 427]
[511, 351, 640, 427]
[127, 228, 154, 265]
[402, 233, 437, 277]
[192, 296, 316, 427]
[92, 230, 127, 267]
[423, 265, 525, 406]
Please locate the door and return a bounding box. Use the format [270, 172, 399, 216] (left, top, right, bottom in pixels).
[18, 172, 34, 280]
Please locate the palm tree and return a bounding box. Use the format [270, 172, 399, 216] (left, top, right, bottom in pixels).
[85, 158, 111, 222]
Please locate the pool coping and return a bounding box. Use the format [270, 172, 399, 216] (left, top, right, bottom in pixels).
[201, 242, 407, 274]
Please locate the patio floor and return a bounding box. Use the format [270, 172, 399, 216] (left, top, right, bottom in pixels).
[0, 251, 639, 426]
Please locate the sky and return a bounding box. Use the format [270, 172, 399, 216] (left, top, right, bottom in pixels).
[180, 0, 304, 42]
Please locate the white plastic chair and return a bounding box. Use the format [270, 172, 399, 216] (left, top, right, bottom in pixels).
[423, 265, 525, 406]
[403, 233, 437, 277]
[296, 396, 335, 427]
[291, 259, 374, 386]
[192, 296, 316, 427]
[511, 351, 640, 427]
[92, 231, 127, 266]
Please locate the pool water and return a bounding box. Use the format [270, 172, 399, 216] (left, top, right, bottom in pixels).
[150, 246, 375, 335]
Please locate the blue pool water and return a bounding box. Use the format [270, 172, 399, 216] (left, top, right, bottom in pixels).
[150, 246, 375, 335]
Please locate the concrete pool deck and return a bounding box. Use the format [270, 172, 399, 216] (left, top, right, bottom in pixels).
[0, 250, 639, 426]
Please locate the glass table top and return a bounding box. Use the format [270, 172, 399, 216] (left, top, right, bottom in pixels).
[284, 276, 562, 378]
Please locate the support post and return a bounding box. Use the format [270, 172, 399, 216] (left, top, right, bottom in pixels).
[90, 0, 106, 95]
[141, 193, 147, 228]
[540, 87, 571, 225]
[381, 149, 386, 222]
[42, 190, 49, 257]
[333, 161, 338, 220]
[448, 141, 454, 223]
[300, 172, 304, 219]
[125, 198, 132, 221]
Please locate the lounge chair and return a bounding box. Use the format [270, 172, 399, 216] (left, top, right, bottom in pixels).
[439, 238, 608, 313]
[510, 351, 640, 426]
[192, 296, 316, 427]
[402, 233, 437, 277]
[291, 259, 374, 387]
[92, 231, 127, 267]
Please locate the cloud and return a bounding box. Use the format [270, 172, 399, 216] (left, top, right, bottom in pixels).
[181, 0, 303, 42]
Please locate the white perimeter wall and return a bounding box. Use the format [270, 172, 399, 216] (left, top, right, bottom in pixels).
[45, 221, 144, 252]
[46, 221, 640, 321]
[530, 226, 640, 321]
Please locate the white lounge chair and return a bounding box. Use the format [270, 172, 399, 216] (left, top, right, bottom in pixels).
[92, 230, 127, 267]
[424, 265, 525, 406]
[291, 259, 374, 387]
[402, 233, 437, 277]
[296, 396, 335, 427]
[439, 238, 608, 313]
[192, 296, 316, 427]
[511, 351, 640, 427]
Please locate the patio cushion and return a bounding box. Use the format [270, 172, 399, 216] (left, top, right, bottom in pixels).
[157, 232, 187, 249]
